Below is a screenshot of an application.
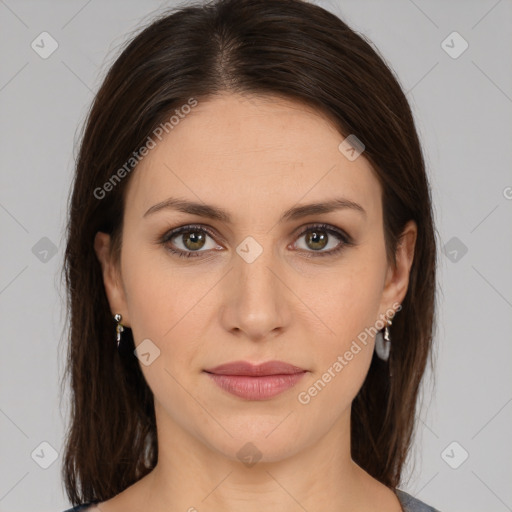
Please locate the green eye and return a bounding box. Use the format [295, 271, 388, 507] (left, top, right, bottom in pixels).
[293, 223, 353, 258]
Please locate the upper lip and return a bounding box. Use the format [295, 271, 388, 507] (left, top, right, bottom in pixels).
[204, 360, 306, 376]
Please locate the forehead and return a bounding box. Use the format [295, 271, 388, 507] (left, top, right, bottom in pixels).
[125, 93, 381, 223]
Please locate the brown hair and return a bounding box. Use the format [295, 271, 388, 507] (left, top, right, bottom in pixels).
[60, 0, 438, 504]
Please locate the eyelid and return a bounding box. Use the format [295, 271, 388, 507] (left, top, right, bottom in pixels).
[292, 222, 350, 241]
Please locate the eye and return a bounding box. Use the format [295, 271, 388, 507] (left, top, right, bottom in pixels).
[160, 225, 221, 259]
[292, 223, 353, 257]
[159, 223, 354, 259]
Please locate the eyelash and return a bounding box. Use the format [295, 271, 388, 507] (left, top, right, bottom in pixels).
[159, 223, 354, 259]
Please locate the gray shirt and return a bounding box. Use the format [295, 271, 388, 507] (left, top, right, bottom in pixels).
[396, 489, 441, 511]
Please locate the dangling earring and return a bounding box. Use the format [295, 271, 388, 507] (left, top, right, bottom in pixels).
[114, 313, 124, 349]
[375, 318, 392, 361]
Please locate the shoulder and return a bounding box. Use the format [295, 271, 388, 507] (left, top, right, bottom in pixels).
[396, 489, 442, 512]
[61, 501, 100, 512]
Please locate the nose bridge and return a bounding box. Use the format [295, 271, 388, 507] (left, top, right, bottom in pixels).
[236, 233, 281, 297]
[225, 233, 288, 336]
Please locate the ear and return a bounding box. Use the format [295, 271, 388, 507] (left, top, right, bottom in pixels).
[378, 220, 417, 319]
[94, 231, 130, 327]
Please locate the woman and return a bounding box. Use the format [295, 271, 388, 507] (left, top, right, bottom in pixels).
[60, 0, 440, 510]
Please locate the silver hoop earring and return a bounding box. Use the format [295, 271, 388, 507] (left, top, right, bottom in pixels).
[114, 313, 124, 349]
[375, 319, 392, 361]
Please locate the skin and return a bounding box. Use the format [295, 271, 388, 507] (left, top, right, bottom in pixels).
[93, 92, 416, 512]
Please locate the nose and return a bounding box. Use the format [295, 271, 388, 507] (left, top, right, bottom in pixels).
[220, 243, 291, 342]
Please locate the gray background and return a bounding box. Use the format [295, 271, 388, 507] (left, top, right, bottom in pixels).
[1, 0, 511, 511]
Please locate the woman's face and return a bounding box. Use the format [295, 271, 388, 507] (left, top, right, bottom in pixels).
[95, 92, 415, 464]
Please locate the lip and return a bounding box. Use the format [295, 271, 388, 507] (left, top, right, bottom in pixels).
[204, 360, 306, 376]
[204, 360, 307, 400]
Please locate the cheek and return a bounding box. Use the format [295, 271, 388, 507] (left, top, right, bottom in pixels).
[120, 237, 212, 361]
[299, 256, 385, 348]
[295, 264, 383, 415]
[121, 249, 169, 340]
[293, 247, 386, 400]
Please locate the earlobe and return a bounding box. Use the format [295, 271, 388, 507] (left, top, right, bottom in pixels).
[93, 231, 130, 326]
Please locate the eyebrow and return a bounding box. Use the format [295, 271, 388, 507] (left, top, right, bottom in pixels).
[143, 196, 366, 222]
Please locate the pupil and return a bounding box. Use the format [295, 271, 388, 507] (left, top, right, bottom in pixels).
[185, 231, 205, 250]
[308, 230, 327, 250]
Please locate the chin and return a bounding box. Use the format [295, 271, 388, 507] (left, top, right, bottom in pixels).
[198, 416, 313, 465]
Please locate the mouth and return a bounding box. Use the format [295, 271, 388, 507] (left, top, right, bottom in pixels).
[203, 360, 307, 400]
[204, 360, 306, 376]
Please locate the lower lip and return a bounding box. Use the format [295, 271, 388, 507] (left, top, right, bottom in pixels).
[204, 372, 307, 400]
